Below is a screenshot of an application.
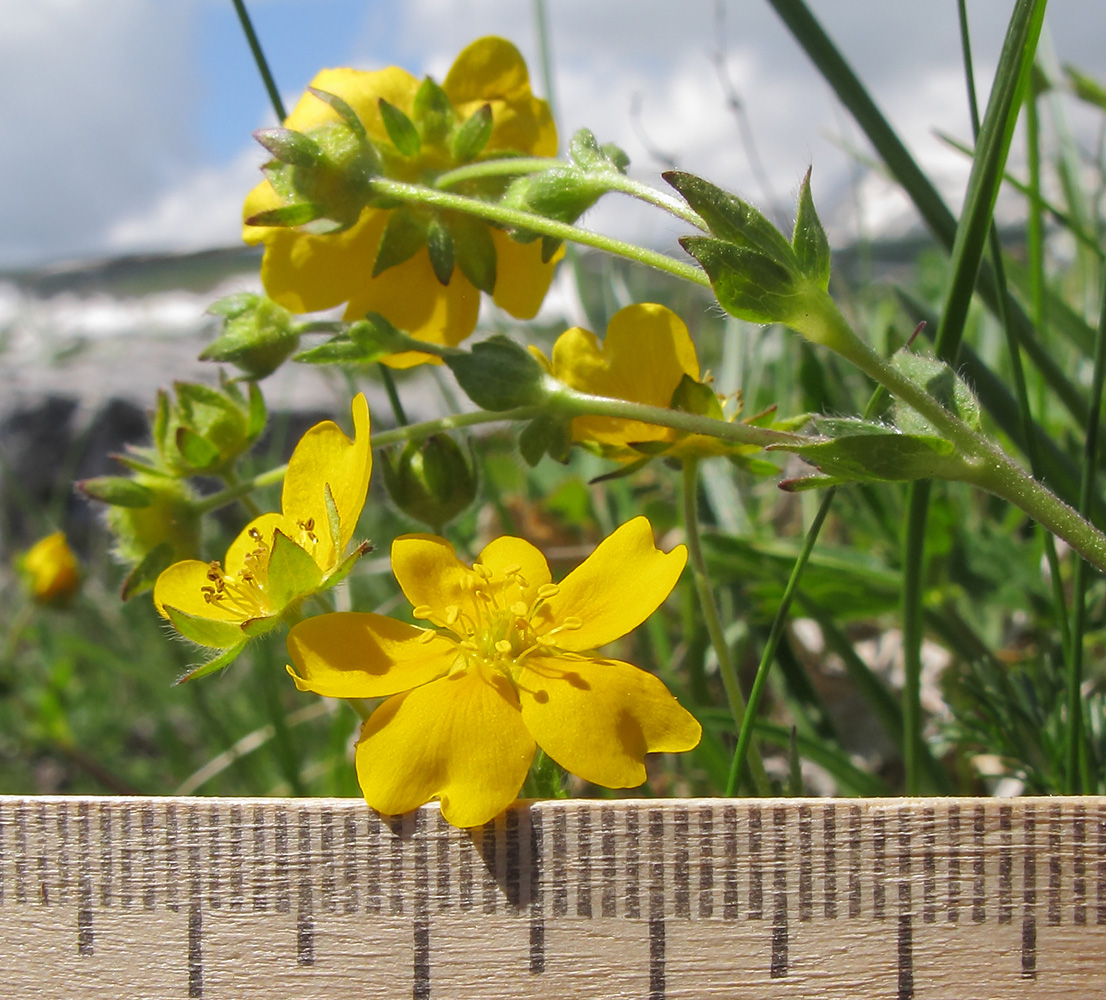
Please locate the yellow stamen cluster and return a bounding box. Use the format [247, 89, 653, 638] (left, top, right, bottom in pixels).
[199, 527, 270, 616]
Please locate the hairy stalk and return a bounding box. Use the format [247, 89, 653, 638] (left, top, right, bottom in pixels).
[231, 0, 286, 121]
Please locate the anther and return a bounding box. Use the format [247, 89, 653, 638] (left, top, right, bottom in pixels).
[412, 605, 433, 620]
[495, 639, 512, 655]
[561, 616, 583, 630]
[510, 601, 528, 617]
[537, 583, 560, 599]
[474, 563, 492, 580]
[502, 563, 522, 577]
[445, 605, 460, 625]
[418, 629, 437, 644]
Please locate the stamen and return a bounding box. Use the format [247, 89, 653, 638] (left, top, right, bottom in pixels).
[495, 639, 512, 655]
[473, 563, 492, 581]
[418, 629, 437, 644]
[412, 605, 433, 620]
[537, 583, 560, 599]
[502, 563, 522, 577]
[510, 601, 528, 617]
[561, 617, 583, 630]
[445, 605, 460, 626]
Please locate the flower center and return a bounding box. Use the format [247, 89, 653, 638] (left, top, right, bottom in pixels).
[199, 526, 273, 617]
[411, 563, 582, 681]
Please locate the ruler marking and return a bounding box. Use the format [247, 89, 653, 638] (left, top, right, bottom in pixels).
[1048, 804, 1062, 926]
[648, 809, 665, 1000]
[229, 804, 244, 911]
[481, 818, 498, 916]
[897, 810, 914, 1000]
[275, 807, 290, 914]
[529, 808, 545, 974]
[120, 805, 134, 909]
[947, 805, 960, 923]
[14, 801, 27, 905]
[922, 807, 935, 924]
[0, 801, 5, 906]
[872, 812, 886, 921]
[413, 809, 431, 1000]
[601, 805, 617, 918]
[434, 810, 451, 913]
[77, 800, 93, 955]
[165, 802, 180, 914]
[1073, 804, 1086, 925]
[343, 811, 359, 914]
[56, 800, 70, 908]
[998, 804, 1012, 924]
[208, 803, 221, 910]
[823, 803, 837, 920]
[698, 805, 713, 919]
[367, 809, 382, 914]
[673, 807, 689, 919]
[388, 815, 405, 917]
[799, 804, 812, 922]
[848, 804, 862, 918]
[1022, 805, 1037, 979]
[770, 806, 788, 978]
[141, 803, 155, 911]
[297, 807, 315, 966]
[748, 805, 762, 920]
[251, 805, 267, 912]
[320, 807, 335, 915]
[722, 804, 737, 920]
[1098, 804, 1106, 924]
[625, 805, 641, 919]
[971, 804, 985, 923]
[506, 808, 521, 913]
[551, 808, 567, 917]
[99, 801, 113, 909]
[187, 804, 203, 999]
[577, 807, 592, 918]
[36, 802, 48, 906]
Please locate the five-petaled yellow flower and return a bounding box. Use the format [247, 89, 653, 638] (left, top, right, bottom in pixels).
[154, 394, 371, 654]
[20, 531, 81, 605]
[286, 516, 701, 827]
[243, 36, 560, 368]
[537, 302, 780, 463]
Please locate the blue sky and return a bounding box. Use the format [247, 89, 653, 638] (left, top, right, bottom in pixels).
[4, 1, 1104, 271]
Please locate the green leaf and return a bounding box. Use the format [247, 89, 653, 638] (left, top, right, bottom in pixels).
[792, 167, 830, 289]
[450, 213, 497, 294]
[372, 209, 427, 276]
[378, 98, 421, 156]
[671, 374, 723, 419]
[266, 530, 323, 609]
[426, 217, 454, 285]
[174, 641, 249, 686]
[445, 337, 551, 411]
[664, 170, 795, 261]
[519, 415, 572, 466]
[679, 236, 802, 325]
[164, 606, 246, 649]
[175, 427, 221, 471]
[891, 352, 981, 433]
[452, 103, 493, 161]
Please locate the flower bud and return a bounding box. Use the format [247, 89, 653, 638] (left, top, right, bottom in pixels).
[19, 532, 80, 605]
[202, 293, 300, 380]
[76, 476, 155, 508]
[382, 435, 477, 530]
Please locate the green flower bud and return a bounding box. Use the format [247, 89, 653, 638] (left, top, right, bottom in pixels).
[76, 476, 155, 508]
[382, 435, 478, 530]
[201, 293, 300, 380]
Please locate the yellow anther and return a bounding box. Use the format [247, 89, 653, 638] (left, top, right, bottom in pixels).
[445, 605, 460, 625]
[460, 639, 478, 651]
[412, 605, 433, 620]
[495, 639, 513, 655]
[561, 617, 583, 630]
[510, 601, 528, 617]
[474, 563, 492, 580]
[502, 564, 522, 577]
[537, 584, 560, 599]
[418, 629, 437, 644]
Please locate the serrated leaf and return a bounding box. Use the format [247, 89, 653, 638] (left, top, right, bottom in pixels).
[267, 530, 323, 609]
[792, 167, 831, 290]
[174, 641, 249, 685]
[176, 427, 221, 471]
[378, 98, 421, 156]
[450, 213, 497, 293]
[426, 217, 454, 285]
[452, 103, 493, 161]
[680, 236, 802, 325]
[373, 209, 427, 276]
[165, 605, 245, 649]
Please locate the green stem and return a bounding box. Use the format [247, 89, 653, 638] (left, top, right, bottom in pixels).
[370, 178, 711, 288]
[231, 0, 286, 122]
[681, 460, 771, 795]
[900, 481, 930, 795]
[378, 364, 409, 425]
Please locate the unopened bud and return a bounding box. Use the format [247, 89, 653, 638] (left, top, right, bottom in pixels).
[201, 293, 299, 380]
[19, 532, 81, 606]
[382, 435, 478, 530]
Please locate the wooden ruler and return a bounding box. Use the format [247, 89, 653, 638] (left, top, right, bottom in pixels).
[1, 795, 1104, 998]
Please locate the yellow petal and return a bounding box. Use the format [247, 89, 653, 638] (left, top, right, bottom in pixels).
[543, 517, 686, 651]
[390, 533, 473, 615]
[281, 393, 371, 569]
[285, 66, 420, 145]
[475, 535, 552, 597]
[242, 180, 287, 244]
[222, 512, 288, 582]
[153, 559, 244, 623]
[490, 229, 562, 319]
[355, 666, 534, 827]
[256, 208, 389, 314]
[286, 612, 456, 698]
[343, 245, 480, 352]
[518, 655, 701, 787]
[553, 303, 699, 446]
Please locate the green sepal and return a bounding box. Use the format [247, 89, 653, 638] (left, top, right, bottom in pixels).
[379, 98, 421, 156]
[891, 352, 981, 433]
[626, 440, 673, 456]
[413, 77, 454, 144]
[201, 295, 300, 379]
[778, 473, 849, 493]
[664, 170, 795, 261]
[173, 641, 249, 686]
[587, 454, 653, 484]
[452, 103, 493, 162]
[727, 453, 785, 477]
[680, 236, 803, 325]
[325, 540, 371, 591]
[540, 236, 562, 264]
[77, 476, 154, 508]
[445, 336, 551, 411]
[519, 415, 572, 466]
[164, 605, 246, 649]
[267, 530, 324, 610]
[307, 87, 368, 141]
[208, 293, 259, 318]
[294, 314, 411, 365]
[792, 167, 831, 290]
[247, 381, 267, 440]
[120, 541, 176, 601]
[671, 374, 724, 419]
[323, 483, 342, 560]
[382, 435, 478, 529]
[450, 213, 497, 293]
[426, 217, 455, 285]
[176, 426, 221, 471]
[244, 202, 326, 229]
[569, 129, 628, 174]
[373, 209, 428, 276]
[253, 128, 322, 167]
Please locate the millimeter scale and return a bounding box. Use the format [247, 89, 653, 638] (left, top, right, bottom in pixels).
[1, 795, 1103, 998]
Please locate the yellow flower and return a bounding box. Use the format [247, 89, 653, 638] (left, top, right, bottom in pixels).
[286, 516, 701, 827]
[243, 37, 560, 368]
[153, 394, 371, 655]
[20, 532, 80, 605]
